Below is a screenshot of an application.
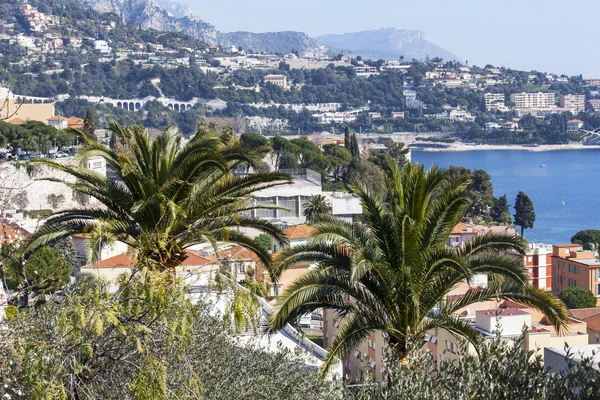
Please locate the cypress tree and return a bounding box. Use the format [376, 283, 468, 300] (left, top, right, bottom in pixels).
[514, 191, 535, 238]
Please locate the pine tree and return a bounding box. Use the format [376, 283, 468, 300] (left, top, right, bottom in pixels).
[514, 191, 535, 238]
[491, 194, 512, 224]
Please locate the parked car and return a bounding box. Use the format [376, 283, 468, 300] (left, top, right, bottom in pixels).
[53, 151, 69, 158]
[311, 312, 323, 321]
[298, 314, 312, 327]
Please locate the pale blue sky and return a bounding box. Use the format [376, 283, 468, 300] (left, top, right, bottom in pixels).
[181, 0, 599, 76]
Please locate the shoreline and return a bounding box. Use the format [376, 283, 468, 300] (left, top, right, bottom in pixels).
[410, 144, 600, 152]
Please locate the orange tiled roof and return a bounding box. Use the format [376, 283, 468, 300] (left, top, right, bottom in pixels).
[47, 116, 63, 121]
[180, 249, 218, 266]
[568, 119, 584, 123]
[84, 250, 218, 269]
[218, 246, 261, 263]
[583, 314, 600, 332]
[7, 118, 26, 125]
[67, 117, 84, 125]
[284, 224, 316, 240]
[569, 308, 600, 321]
[0, 221, 30, 244]
[451, 223, 481, 234]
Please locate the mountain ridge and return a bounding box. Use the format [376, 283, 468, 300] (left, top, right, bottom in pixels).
[69, 1, 459, 60]
[316, 28, 461, 62]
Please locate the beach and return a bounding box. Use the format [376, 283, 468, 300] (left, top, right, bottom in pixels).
[411, 144, 600, 152]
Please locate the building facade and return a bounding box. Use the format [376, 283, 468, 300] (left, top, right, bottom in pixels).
[510, 92, 556, 109]
[264, 74, 288, 88]
[560, 94, 586, 113]
[551, 244, 600, 305]
[484, 93, 506, 110]
[249, 169, 362, 225]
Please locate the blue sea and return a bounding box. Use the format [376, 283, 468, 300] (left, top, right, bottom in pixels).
[411, 149, 600, 244]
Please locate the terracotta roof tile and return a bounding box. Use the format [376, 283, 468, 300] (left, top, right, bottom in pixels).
[584, 314, 600, 332]
[569, 308, 600, 320]
[451, 223, 481, 234]
[284, 224, 316, 240]
[0, 221, 30, 244]
[84, 250, 218, 269]
[7, 118, 26, 125]
[218, 246, 261, 263]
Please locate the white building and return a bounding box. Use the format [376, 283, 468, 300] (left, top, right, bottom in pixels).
[544, 345, 600, 372]
[354, 66, 378, 76]
[560, 94, 586, 113]
[510, 92, 556, 109]
[249, 169, 362, 225]
[566, 119, 584, 133]
[94, 40, 112, 55]
[484, 93, 506, 110]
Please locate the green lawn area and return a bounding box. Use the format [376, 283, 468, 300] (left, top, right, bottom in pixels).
[306, 335, 323, 348]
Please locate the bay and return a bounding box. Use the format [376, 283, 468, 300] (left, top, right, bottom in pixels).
[411, 149, 600, 244]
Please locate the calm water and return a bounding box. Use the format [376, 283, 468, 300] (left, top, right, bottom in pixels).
[411, 149, 600, 244]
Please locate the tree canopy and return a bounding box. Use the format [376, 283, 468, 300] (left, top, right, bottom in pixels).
[514, 191, 536, 238]
[559, 287, 597, 309]
[25, 122, 290, 276]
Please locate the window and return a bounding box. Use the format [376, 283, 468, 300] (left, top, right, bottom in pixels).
[354, 350, 360, 358]
[368, 339, 373, 349]
[278, 196, 298, 218]
[333, 319, 339, 328]
[255, 197, 276, 218]
[596, 284, 600, 297]
[596, 269, 600, 281]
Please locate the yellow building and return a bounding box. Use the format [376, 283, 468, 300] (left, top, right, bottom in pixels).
[1, 99, 55, 123]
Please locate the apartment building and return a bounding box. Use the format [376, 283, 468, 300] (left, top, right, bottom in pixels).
[588, 99, 600, 111]
[560, 94, 586, 113]
[522, 243, 553, 290]
[510, 92, 556, 109]
[552, 244, 600, 305]
[263, 74, 288, 88]
[484, 93, 506, 110]
[354, 66, 378, 76]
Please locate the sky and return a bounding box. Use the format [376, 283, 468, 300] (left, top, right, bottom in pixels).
[179, 0, 599, 77]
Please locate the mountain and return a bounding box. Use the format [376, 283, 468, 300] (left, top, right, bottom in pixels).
[217, 31, 327, 57]
[73, 0, 218, 43]
[316, 28, 461, 62]
[69, 0, 325, 56]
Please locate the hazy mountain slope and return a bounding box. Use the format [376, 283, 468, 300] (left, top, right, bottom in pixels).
[217, 31, 327, 57]
[317, 28, 461, 61]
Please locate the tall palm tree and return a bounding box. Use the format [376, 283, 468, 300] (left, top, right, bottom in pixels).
[270, 161, 567, 375]
[25, 122, 290, 275]
[302, 194, 330, 223]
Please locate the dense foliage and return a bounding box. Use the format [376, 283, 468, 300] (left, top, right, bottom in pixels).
[25, 122, 290, 274]
[559, 287, 598, 309]
[571, 229, 600, 249]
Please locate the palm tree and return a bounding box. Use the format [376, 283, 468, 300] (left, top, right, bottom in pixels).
[270, 161, 567, 375]
[302, 194, 330, 223]
[25, 122, 291, 276]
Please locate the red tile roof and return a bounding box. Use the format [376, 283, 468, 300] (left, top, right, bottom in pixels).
[569, 308, 600, 321]
[84, 250, 218, 269]
[451, 223, 481, 234]
[218, 246, 261, 263]
[0, 221, 30, 244]
[284, 224, 316, 240]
